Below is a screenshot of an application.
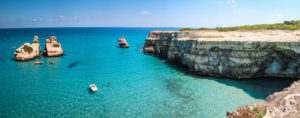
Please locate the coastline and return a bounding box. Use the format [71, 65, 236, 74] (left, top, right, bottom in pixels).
[144, 30, 300, 79]
[144, 29, 300, 117]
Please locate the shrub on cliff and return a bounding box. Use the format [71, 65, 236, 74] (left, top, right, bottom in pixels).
[22, 45, 33, 53]
[180, 28, 215, 31]
[52, 44, 60, 47]
[179, 28, 193, 31]
[227, 106, 266, 118]
[210, 46, 221, 52]
[180, 20, 300, 31]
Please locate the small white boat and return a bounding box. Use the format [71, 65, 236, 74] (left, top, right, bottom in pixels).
[90, 84, 98, 92]
[35, 61, 44, 64]
[49, 61, 55, 64]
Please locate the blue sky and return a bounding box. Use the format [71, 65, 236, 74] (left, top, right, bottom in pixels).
[1, 0, 300, 28]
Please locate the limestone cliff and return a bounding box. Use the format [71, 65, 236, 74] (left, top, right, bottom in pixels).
[227, 80, 300, 118]
[144, 30, 300, 79]
[14, 36, 41, 61]
[43, 36, 64, 57]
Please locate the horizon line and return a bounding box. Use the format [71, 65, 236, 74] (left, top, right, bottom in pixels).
[0, 26, 188, 29]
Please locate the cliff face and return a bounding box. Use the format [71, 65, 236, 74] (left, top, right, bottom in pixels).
[43, 36, 64, 57]
[144, 30, 300, 79]
[14, 36, 41, 61]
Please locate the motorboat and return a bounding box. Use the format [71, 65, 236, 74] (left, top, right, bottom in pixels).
[49, 61, 55, 64]
[35, 61, 44, 64]
[90, 84, 98, 92]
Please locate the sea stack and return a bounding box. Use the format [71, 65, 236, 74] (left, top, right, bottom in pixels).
[14, 36, 41, 61]
[43, 36, 64, 57]
[118, 37, 129, 48]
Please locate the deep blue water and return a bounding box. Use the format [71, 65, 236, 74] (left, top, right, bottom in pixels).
[0, 28, 297, 118]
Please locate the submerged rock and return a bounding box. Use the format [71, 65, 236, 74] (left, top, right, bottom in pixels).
[14, 36, 41, 61]
[118, 37, 129, 48]
[144, 30, 300, 79]
[43, 36, 64, 57]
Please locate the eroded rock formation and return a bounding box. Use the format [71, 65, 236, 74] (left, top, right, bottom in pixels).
[14, 36, 41, 61]
[144, 30, 300, 79]
[118, 37, 129, 48]
[264, 80, 300, 117]
[227, 80, 300, 118]
[43, 36, 64, 57]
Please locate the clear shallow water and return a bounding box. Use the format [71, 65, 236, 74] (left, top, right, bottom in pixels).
[0, 28, 297, 118]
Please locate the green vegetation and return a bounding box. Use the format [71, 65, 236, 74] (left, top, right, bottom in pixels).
[22, 45, 33, 53]
[53, 44, 60, 47]
[210, 46, 221, 52]
[180, 20, 300, 31]
[179, 28, 215, 31]
[253, 107, 258, 112]
[253, 107, 267, 118]
[228, 106, 267, 118]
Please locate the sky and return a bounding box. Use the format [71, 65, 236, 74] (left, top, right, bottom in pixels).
[1, 0, 300, 28]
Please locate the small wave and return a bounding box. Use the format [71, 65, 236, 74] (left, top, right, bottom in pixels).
[138, 49, 144, 53]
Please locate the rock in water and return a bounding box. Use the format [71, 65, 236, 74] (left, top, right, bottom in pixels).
[43, 36, 64, 57]
[14, 36, 41, 61]
[118, 37, 129, 48]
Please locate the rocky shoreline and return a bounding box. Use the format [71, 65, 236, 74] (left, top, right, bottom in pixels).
[144, 30, 300, 79]
[227, 79, 300, 118]
[144, 30, 300, 117]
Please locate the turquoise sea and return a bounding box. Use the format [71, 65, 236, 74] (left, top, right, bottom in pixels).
[0, 28, 297, 118]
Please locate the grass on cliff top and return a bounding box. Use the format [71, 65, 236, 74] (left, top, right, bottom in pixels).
[22, 45, 33, 53]
[180, 20, 300, 32]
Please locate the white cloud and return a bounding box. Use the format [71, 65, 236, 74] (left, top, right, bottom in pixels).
[232, 10, 240, 14]
[74, 16, 81, 20]
[32, 15, 76, 23]
[228, 0, 236, 4]
[32, 18, 43, 22]
[45, 15, 67, 22]
[217, 0, 237, 7]
[140, 11, 149, 15]
[46, 18, 55, 22]
[227, 0, 237, 7]
[216, 1, 224, 4]
[59, 15, 66, 21]
[275, 14, 283, 17]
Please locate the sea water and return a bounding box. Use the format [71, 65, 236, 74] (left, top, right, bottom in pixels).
[0, 28, 297, 118]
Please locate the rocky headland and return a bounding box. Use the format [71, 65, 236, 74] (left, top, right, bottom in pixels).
[118, 37, 129, 48]
[144, 30, 300, 117]
[43, 36, 64, 57]
[144, 30, 300, 79]
[14, 36, 41, 61]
